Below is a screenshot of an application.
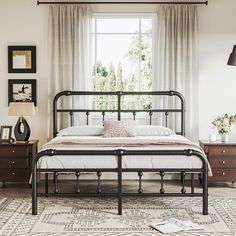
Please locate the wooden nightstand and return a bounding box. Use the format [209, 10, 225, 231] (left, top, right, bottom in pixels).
[0, 140, 38, 187]
[199, 140, 236, 182]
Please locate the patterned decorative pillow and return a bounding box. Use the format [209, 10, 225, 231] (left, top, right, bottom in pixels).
[103, 120, 136, 137]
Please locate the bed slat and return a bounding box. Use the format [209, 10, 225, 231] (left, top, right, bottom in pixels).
[149, 112, 153, 125]
[76, 172, 81, 193]
[165, 111, 169, 127]
[133, 111, 136, 121]
[102, 111, 105, 122]
[86, 111, 89, 125]
[97, 171, 102, 194]
[160, 171, 165, 194]
[181, 171, 186, 194]
[69, 112, 74, 126]
[138, 171, 143, 194]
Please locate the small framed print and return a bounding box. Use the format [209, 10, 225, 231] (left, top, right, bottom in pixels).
[0, 126, 12, 142]
[8, 46, 36, 73]
[8, 79, 37, 106]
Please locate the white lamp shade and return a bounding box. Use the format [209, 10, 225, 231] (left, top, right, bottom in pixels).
[8, 102, 35, 117]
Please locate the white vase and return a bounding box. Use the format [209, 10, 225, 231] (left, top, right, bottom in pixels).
[220, 133, 229, 142]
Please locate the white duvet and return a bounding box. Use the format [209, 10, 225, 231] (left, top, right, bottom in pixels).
[38, 135, 207, 170]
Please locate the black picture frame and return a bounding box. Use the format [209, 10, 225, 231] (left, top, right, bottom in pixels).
[8, 46, 36, 73]
[0, 126, 12, 142]
[8, 79, 37, 106]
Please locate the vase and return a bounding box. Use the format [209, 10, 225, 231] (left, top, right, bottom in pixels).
[220, 133, 229, 142]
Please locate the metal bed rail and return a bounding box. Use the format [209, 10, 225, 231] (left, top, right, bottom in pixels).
[53, 90, 185, 137]
[32, 149, 208, 216]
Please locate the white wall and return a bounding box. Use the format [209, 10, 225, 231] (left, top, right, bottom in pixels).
[0, 0, 236, 147]
[0, 0, 49, 147]
[198, 0, 236, 141]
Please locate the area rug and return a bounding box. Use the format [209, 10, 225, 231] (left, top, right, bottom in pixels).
[0, 197, 236, 235]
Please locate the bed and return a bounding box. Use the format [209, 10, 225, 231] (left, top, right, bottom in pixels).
[32, 91, 208, 216]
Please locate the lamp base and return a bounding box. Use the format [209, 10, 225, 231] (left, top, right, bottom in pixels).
[14, 117, 30, 141]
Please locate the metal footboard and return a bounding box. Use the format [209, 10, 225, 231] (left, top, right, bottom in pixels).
[32, 149, 208, 216]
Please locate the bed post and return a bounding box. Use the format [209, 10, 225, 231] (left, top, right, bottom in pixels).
[190, 150, 208, 215]
[116, 149, 124, 215]
[32, 153, 38, 215]
[32, 150, 56, 215]
[203, 162, 208, 215]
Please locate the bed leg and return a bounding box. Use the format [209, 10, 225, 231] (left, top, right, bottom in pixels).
[45, 173, 48, 194]
[203, 170, 208, 215]
[54, 172, 59, 194]
[191, 173, 194, 194]
[118, 154, 122, 215]
[32, 161, 37, 215]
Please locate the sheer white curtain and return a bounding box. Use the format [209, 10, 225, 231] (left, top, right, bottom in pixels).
[154, 5, 199, 141]
[48, 4, 92, 138]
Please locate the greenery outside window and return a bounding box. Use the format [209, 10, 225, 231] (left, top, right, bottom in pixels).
[92, 15, 154, 110]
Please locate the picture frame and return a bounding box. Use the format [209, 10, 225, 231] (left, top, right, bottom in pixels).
[8, 79, 37, 106]
[8, 46, 36, 73]
[0, 126, 12, 142]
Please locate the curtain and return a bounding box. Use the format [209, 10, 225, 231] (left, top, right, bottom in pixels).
[48, 4, 92, 138]
[155, 5, 199, 141]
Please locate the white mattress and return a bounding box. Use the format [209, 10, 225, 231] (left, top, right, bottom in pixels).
[38, 135, 205, 170]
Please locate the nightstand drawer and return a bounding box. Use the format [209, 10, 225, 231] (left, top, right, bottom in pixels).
[212, 169, 236, 178]
[208, 156, 236, 169]
[0, 147, 29, 158]
[209, 147, 236, 156]
[0, 168, 29, 181]
[0, 158, 29, 168]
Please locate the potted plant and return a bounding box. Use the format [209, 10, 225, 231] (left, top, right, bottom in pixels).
[212, 114, 236, 142]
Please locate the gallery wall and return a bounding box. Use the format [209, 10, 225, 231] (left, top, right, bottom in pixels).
[0, 0, 49, 147]
[0, 0, 236, 148]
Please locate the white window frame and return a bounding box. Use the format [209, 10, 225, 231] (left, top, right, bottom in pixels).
[91, 13, 157, 119]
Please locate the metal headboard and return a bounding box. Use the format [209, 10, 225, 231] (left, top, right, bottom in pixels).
[53, 90, 185, 138]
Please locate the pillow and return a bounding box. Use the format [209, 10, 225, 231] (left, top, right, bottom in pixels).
[135, 125, 175, 136]
[103, 120, 135, 137]
[57, 125, 104, 136]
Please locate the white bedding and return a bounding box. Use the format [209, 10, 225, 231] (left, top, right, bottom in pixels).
[38, 135, 206, 170]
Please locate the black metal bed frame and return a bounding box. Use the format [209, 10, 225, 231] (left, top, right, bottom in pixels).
[32, 91, 208, 215]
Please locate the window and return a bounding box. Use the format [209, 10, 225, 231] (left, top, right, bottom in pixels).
[92, 15, 154, 110]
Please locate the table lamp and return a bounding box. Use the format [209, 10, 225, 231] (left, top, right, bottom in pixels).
[227, 45, 236, 66]
[8, 102, 35, 141]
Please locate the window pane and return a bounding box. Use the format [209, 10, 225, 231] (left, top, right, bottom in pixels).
[141, 35, 152, 90]
[97, 18, 139, 33]
[96, 34, 139, 82]
[141, 18, 152, 34]
[92, 16, 153, 110]
[92, 18, 96, 33]
[140, 34, 152, 109]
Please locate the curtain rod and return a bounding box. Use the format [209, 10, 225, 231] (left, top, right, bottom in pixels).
[37, 1, 208, 5]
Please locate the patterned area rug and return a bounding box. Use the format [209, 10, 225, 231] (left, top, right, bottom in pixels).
[0, 197, 236, 235]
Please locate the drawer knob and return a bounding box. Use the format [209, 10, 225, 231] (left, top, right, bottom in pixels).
[222, 172, 226, 176]
[12, 161, 15, 164]
[222, 150, 226, 153]
[12, 150, 15, 153]
[222, 161, 226, 165]
[12, 172, 15, 176]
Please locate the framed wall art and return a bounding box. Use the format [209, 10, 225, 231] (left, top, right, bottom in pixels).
[8, 46, 36, 73]
[8, 79, 37, 106]
[0, 126, 12, 142]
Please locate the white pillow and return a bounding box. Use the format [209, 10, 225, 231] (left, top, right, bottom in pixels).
[135, 125, 175, 136]
[57, 125, 104, 136]
[103, 120, 136, 137]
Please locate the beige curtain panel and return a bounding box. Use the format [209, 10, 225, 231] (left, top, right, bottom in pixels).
[47, 4, 92, 138]
[155, 5, 199, 141]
